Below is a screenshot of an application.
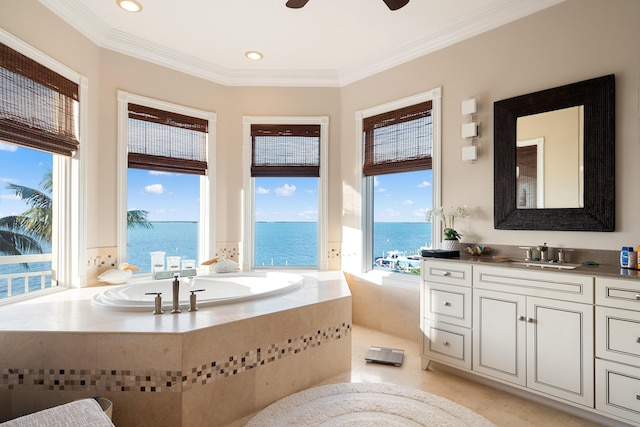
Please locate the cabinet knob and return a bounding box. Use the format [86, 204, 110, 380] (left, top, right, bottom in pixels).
[636, 294, 640, 300]
[527, 317, 535, 323]
[636, 394, 640, 401]
[636, 337, 640, 343]
[443, 301, 451, 307]
[442, 271, 451, 277]
[518, 316, 526, 321]
[443, 341, 449, 346]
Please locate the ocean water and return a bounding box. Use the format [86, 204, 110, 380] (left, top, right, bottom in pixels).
[0, 221, 431, 297]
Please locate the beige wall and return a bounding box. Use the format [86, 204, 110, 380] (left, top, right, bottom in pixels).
[341, 0, 640, 251]
[2, 1, 640, 340]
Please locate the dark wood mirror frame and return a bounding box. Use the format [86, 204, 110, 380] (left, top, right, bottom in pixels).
[494, 74, 615, 231]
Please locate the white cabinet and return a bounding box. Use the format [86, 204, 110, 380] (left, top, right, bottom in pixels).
[595, 277, 640, 424]
[472, 284, 594, 407]
[420, 260, 472, 370]
[472, 266, 594, 407]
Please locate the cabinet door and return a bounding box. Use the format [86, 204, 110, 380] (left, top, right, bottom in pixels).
[526, 297, 594, 407]
[473, 289, 526, 386]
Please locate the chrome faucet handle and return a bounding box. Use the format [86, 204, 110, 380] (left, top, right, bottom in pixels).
[145, 292, 164, 315]
[519, 246, 532, 261]
[188, 289, 205, 312]
[556, 248, 574, 263]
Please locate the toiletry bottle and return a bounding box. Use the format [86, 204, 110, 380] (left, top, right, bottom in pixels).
[637, 245, 640, 270]
[621, 246, 630, 268]
[621, 246, 636, 268]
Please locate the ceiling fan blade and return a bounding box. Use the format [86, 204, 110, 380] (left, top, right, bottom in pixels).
[383, 0, 410, 11]
[286, 0, 309, 8]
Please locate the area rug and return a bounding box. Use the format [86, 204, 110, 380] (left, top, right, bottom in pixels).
[246, 382, 496, 426]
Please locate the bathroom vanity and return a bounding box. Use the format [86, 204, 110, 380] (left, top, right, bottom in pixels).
[420, 258, 640, 426]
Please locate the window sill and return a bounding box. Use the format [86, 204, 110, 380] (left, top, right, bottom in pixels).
[360, 269, 420, 291]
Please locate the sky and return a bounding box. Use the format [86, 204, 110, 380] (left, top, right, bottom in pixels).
[0, 142, 51, 218]
[0, 143, 433, 223]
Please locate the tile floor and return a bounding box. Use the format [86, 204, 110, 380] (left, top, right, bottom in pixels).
[232, 324, 613, 426]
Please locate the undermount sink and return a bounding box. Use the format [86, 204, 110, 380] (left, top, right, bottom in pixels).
[510, 261, 580, 270]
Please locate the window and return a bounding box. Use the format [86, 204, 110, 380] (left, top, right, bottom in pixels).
[117, 92, 216, 273]
[242, 117, 328, 270]
[356, 89, 441, 278]
[0, 33, 87, 299]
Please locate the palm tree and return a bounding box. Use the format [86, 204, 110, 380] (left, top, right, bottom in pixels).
[0, 171, 153, 256]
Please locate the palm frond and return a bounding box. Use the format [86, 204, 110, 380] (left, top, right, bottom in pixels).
[127, 210, 153, 229]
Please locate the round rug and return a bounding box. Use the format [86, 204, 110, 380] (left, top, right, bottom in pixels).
[247, 382, 496, 426]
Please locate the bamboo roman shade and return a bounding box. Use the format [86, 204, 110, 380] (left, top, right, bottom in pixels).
[363, 101, 433, 176]
[127, 103, 208, 175]
[251, 124, 320, 177]
[0, 42, 79, 157]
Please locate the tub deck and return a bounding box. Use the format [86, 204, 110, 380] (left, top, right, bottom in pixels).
[0, 270, 352, 426]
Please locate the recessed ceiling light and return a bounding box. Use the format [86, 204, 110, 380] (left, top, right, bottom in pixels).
[245, 51, 263, 61]
[116, 0, 143, 13]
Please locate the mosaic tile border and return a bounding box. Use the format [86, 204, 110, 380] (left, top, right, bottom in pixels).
[0, 323, 350, 394]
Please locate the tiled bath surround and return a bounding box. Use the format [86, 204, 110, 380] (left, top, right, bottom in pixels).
[0, 271, 352, 426]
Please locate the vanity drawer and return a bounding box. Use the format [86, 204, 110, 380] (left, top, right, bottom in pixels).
[424, 282, 471, 328]
[474, 265, 593, 304]
[596, 277, 640, 310]
[596, 306, 640, 366]
[422, 320, 471, 370]
[596, 359, 640, 425]
[422, 260, 472, 287]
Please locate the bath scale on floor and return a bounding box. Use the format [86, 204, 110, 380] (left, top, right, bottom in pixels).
[365, 346, 404, 366]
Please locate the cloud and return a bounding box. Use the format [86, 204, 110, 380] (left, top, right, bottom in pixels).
[382, 207, 400, 218]
[0, 177, 16, 183]
[377, 187, 386, 193]
[402, 200, 413, 205]
[143, 184, 164, 195]
[149, 170, 173, 176]
[0, 142, 17, 152]
[297, 208, 317, 220]
[1, 193, 20, 201]
[417, 181, 431, 188]
[255, 186, 270, 194]
[274, 184, 296, 196]
[374, 177, 380, 187]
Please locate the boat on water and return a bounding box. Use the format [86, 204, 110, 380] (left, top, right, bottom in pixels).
[374, 251, 421, 272]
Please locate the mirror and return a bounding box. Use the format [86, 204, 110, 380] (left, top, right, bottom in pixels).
[516, 106, 584, 209]
[494, 74, 615, 231]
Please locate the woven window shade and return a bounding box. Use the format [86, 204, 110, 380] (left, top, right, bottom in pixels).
[128, 103, 208, 175]
[251, 124, 320, 177]
[0, 42, 79, 157]
[363, 101, 432, 176]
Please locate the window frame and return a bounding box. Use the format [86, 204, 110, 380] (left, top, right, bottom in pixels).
[242, 116, 329, 271]
[116, 91, 216, 271]
[0, 28, 88, 292]
[355, 88, 442, 286]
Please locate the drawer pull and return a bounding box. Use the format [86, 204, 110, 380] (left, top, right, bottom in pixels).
[518, 316, 526, 321]
[442, 271, 451, 277]
[443, 341, 449, 346]
[443, 302, 451, 307]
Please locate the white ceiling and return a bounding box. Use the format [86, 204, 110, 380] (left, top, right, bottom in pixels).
[39, 0, 563, 87]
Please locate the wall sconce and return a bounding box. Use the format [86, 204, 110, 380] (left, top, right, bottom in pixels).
[461, 97, 478, 161]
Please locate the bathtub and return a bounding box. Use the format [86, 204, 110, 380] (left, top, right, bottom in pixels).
[92, 271, 304, 311]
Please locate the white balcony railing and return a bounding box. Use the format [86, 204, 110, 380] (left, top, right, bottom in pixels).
[0, 254, 54, 299]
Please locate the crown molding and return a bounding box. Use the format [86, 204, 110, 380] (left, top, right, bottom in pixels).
[39, 0, 564, 88]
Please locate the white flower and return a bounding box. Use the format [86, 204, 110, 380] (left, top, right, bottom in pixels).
[425, 205, 470, 232]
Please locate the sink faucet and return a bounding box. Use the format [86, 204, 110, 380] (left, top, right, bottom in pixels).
[171, 274, 181, 313]
[537, 243, 549, 262]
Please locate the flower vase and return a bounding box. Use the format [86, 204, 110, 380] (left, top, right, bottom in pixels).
[442, 239, 460, 251]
